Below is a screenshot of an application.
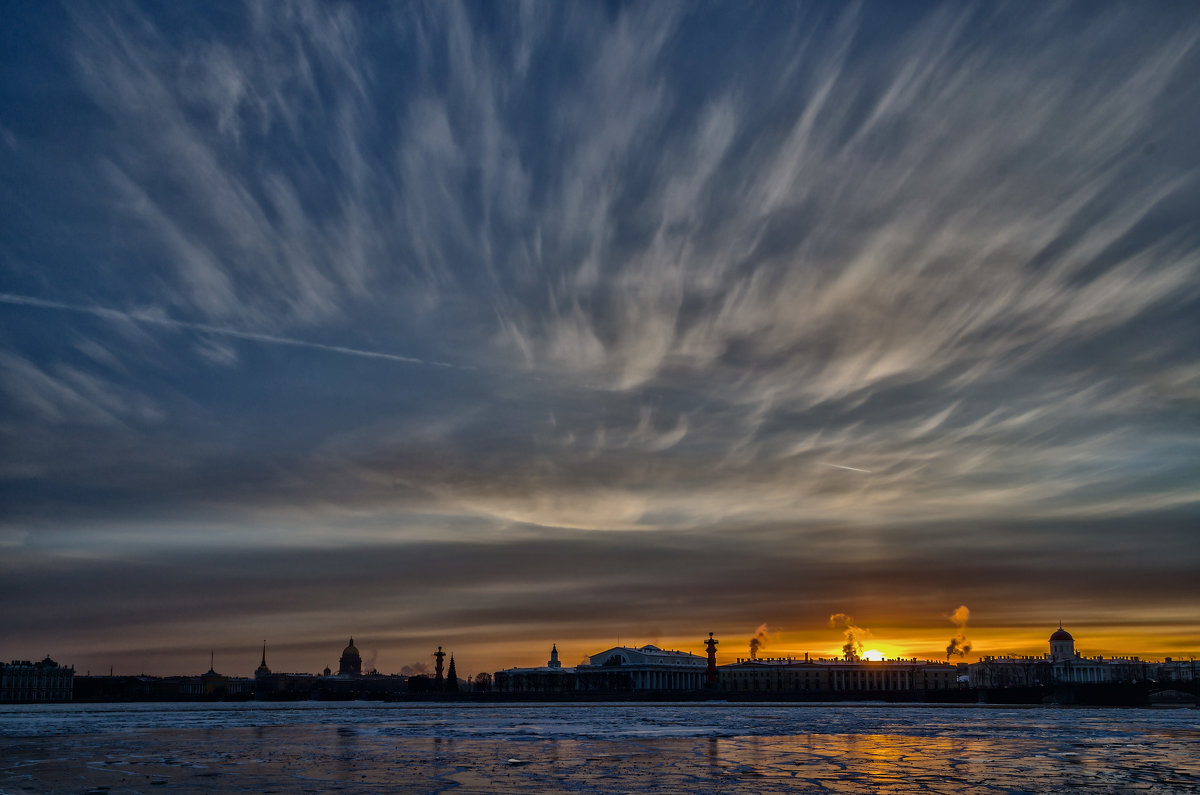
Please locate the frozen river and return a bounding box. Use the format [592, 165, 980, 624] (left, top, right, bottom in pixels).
[2, 701, 1198, 792]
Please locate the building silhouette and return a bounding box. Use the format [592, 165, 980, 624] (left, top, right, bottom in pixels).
[969, 625, 1134, 687]
[493, 645, 576, 694]
[0, 657, 74, 703]
[338, 638, 362, 677]
[721, 654, 957, 694]
[49, 623, 1200, 703]
[496, 640, 711, 693]
[255, 642, 271, 679]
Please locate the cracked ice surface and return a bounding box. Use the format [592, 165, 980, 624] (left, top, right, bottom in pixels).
[1, 703, 1197, 793]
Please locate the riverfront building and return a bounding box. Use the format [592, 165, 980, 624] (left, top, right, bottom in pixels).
[0, 657, 74, 703]
[968, 626, 1129, 687]
[719, 656, 958, 694]
[495, 643, 710, 693]
[579, 644, 708, 691]
[1155, 658, 1197, 683]
[494, 645, 577, 694]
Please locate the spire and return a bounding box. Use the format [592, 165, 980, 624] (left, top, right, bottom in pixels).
[256, 641, 272, 678]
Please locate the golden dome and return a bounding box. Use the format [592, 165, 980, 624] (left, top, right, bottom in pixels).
[342, 638, 360, 657]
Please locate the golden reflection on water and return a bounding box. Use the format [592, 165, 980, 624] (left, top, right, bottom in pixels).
[701, 732, 1059, 792]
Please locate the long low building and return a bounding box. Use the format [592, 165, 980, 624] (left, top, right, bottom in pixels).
[966, 627, 1172, 688]
[719, 656, 959, 694]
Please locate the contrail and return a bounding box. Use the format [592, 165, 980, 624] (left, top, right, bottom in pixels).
[0, 292, 442, 367]
[826, 463, 871, 473]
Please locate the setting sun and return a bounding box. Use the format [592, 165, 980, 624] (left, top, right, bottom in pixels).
[862, 649, 886, 661]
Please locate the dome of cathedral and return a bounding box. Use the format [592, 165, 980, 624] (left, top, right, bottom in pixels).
[342, 638, 360, 657]
[1049, 627, 1073, 642]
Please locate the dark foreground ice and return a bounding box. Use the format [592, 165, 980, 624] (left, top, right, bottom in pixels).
[2, 702, 1197, 793]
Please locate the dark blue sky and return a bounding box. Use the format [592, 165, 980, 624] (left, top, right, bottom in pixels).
[2, 1, 1198, 675]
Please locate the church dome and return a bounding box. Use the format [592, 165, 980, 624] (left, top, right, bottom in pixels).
[1050, 627, 1073, 642]
[342, 638, 360, 657]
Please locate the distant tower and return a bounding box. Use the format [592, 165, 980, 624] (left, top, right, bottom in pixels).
[434, 646, 446, 683]
[446, 654, 459, 692]
[705, 632, 719, 688]
[339, 638, 362, 676]
[1049, 625, 1075, 661]
[255, 641, 271, 679]
[548, 644, 562, 669]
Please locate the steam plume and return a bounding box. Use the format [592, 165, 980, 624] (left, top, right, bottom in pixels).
[749, 623, 770, 659]
[946, 604, 972, 659]
[400, 661, 430, 676]
[829, 613, 869, 662]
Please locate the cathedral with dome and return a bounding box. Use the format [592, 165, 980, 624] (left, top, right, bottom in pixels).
[338, 638, 362, 677]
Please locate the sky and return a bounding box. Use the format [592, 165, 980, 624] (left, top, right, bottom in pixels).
[2, 1, 1199, 678]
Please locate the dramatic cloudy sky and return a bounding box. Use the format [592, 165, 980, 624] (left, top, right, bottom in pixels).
[2, 2, 1199, 677]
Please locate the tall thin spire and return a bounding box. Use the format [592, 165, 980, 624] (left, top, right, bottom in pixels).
[256, 640, 272, 678]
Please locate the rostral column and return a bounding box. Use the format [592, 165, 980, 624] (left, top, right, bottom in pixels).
[705, 632, 719, 688]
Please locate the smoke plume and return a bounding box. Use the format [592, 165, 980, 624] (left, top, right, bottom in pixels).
[400, 661, 430, 676]
[946, 604, 972, 659]
[749, 623, 770, 659]
[829, 613, 869, 662]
